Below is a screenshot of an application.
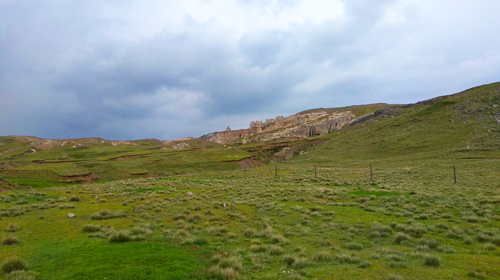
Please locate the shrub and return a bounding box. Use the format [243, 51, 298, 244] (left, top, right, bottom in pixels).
[209, 255, 244, 280]
[244, 228, 256, 237]
[194, 236, 208, 245]
[6, 270, 37, 280]
[59, 204, 75, 209]
[484, 243, 496, 250]
[90, 209, 125, 220]
[423, 254, 440, 267]
[270, 234, 288, 245]
[358, 261, 371, 268]
[387, 275, 404, 280]
[82, 224, 101, 232]
[464, 216, 479, 223]
[347, 242, 363, 250]
[283, 255, 296, 266]
[445, 231, 460, 239]
[441, 213, 452, 219]
[109, 230, 130, 242]
[443, 247, 457, 254]
[335, 254, 361, 264]
[476, 234, 492, 243]
[206, 227, 227, 236]
[313, 251, 331, 262]
[173, 214, 186, 220]
[1, 257, 29, 273]
[267, 245, 283, 255]
[323, 211, 335, 216]
[5, 224, 20, 232]
[2, 236, 19, 245]
[131, 226, 153, 236]
[187, 214, 202, 223]
[292, 257, 308, 269]
[250, 244, 267, 252]
[394, 233, 410, 244]
[464, 237, 474, 245]
[316, 239, 332, 247]
[467, 270, 487, 279]
[69, 196, 81, 202]
[309, 207, 322, 212]
[15, 199, 28, 205]
[491, 236, 500, 246]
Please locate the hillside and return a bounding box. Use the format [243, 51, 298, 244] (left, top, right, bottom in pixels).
[1, 82, 499, 189]
[1, 82, 500, 280]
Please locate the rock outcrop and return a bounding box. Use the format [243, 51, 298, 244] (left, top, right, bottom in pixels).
[201, 110, 355, 144]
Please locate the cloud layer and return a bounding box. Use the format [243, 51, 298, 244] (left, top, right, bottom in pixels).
[1, 0, 499, 140]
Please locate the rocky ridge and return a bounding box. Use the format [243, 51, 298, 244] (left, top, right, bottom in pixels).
[200, 110, 356, 144]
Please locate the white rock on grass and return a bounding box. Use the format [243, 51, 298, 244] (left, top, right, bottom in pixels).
[68, 213, 76, 218]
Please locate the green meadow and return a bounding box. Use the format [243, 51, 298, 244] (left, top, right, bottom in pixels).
[0, 82, 500, 279]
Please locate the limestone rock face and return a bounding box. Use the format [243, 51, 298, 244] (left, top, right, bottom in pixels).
[73, 144, 87, 149]
[172, 142, 190, 150]
[201, 111, 356, 144]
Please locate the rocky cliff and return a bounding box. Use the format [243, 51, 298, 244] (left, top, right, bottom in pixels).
[200, 110, 356, 144]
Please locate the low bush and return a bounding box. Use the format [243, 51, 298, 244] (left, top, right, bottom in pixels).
[5, 224, 20, 232]
[2, 236, 19, 245]
[394, 233, 410, 244]
[423, 254, 440, 267]
[82, 224, 101, 233]
[90, 209, 125, 220]
[109, 230, 131, 242]
[1, 257, 29, 273]
[346, 242, 363, 250]
[313, 251, 331, 262]
[6, 270, 37, 280]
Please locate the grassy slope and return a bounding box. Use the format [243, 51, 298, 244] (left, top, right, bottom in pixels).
[1, 82, 500, 280]
[0, 138, 252, 188]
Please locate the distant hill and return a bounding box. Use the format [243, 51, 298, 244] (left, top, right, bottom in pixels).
[1, 81, 499, 188]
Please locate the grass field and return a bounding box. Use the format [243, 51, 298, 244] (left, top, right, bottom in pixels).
[0, 82, 499, 279]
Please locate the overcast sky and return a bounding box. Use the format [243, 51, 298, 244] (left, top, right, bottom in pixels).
[1, 0, 499, 140]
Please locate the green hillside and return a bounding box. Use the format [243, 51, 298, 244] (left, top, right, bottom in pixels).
[1, 82, 500, 280]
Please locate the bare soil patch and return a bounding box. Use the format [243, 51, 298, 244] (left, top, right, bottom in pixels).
[58, 173, 100, 183]
[236, 157, 262, 169]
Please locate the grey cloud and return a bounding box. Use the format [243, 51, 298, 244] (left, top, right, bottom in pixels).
[1, 0, 499, 140]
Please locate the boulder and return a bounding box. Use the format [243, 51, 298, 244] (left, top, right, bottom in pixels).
[68, 213, 76, 218]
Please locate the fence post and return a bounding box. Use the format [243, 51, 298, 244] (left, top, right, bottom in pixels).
[315, 166, 317, 178]
[275, 166, 277, 178]
[453, 165, 456, 184]
[370, 163, 373, 181]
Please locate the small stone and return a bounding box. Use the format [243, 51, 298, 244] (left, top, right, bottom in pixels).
[186, 192, 193, 196]
[222, 203, 227, 208]
[68, 213, 76, 218]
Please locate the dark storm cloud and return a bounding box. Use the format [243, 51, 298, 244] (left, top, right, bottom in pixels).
[1, 0, 499, 140]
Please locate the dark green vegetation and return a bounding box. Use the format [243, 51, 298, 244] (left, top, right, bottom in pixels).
[1, 82, 500, 279]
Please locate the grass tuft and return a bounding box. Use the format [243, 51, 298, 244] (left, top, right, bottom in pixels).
[423, 254, 441, 267]
[2, 236, 19, 245]
[1, 257, 29, 274]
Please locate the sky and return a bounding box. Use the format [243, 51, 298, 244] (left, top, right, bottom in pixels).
[0, 0, 499, 140]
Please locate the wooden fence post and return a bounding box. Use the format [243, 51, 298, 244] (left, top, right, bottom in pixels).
[275, 166, 277, 178]
[315, 166, 317, 178]
[370, 163, 373, 181]
[453, 165, 456, 184]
